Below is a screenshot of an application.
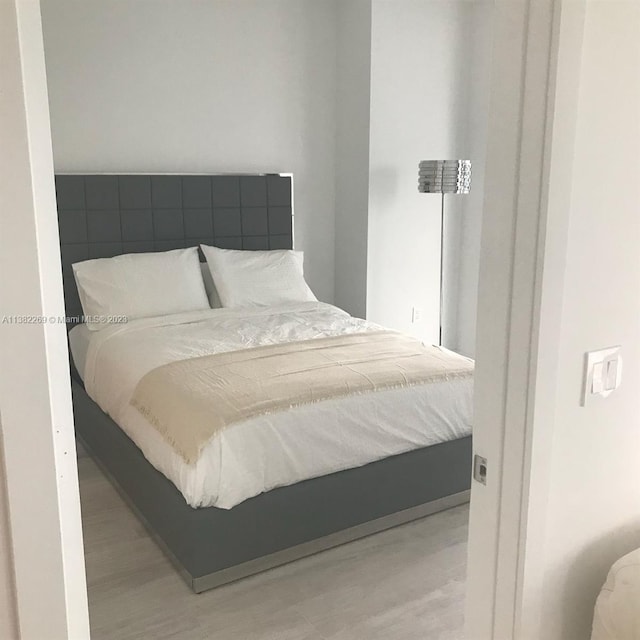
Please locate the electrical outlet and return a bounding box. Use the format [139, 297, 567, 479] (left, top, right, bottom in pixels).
[412, 307, 423, 323]
[582, 346, 622, 406]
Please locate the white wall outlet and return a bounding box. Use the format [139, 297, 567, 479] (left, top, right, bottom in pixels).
[581, 346, 622, 406]
[412, 307, 423, 323]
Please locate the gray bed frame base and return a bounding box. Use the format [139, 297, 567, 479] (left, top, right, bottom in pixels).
[59, 173, 472, 593]
[73, 381, 471, 593]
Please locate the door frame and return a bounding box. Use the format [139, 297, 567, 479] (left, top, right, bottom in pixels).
[0, 1, 90, 638]
[465, 0, 586, 638]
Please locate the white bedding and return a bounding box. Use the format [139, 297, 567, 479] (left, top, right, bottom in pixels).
[69, 323, 92, 380]
[70, 302, 473, 509]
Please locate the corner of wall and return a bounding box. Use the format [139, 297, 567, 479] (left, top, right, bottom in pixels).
[333, 0, 372, 319]
[0, 415, 19, 639]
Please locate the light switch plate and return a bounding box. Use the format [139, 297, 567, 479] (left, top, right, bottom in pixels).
[582, 346, 622, 406]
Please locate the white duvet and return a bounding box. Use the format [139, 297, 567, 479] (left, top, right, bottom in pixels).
[74, 302, 473, 509]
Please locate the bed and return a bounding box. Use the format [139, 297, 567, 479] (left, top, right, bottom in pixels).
[592, 548, 640, 640]
[58, 173, 474, 593]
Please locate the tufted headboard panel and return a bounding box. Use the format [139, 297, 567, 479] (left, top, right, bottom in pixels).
[55, 173, 293, 322]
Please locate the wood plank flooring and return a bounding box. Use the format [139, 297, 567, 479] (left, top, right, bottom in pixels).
[78, 454, 469, 640]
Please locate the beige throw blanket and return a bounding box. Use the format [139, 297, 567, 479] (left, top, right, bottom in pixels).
[130, 331, 474, 464]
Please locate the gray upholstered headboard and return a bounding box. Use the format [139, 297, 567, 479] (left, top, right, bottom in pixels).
[55, 173, 293, 321]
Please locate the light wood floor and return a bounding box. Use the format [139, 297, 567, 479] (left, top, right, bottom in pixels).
[78, 454, 469, 640]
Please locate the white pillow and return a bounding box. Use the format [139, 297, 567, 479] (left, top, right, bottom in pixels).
[72, 248, 210, 330]
[200, 245, 317, 308]
[200, 261, 221, 308]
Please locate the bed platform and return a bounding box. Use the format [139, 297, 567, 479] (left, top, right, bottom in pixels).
[74, 379, 470, 592]
[59, 173, 472, 593]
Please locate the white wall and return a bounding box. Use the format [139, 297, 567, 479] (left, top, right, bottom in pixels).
[454, 2, 493, 357]
[535, 3, 640, 638]
[366, 0, 492, 348]
[334, 0, 372, 319]
[42, 0, 491, 349]
[41, 0, 338, 303]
